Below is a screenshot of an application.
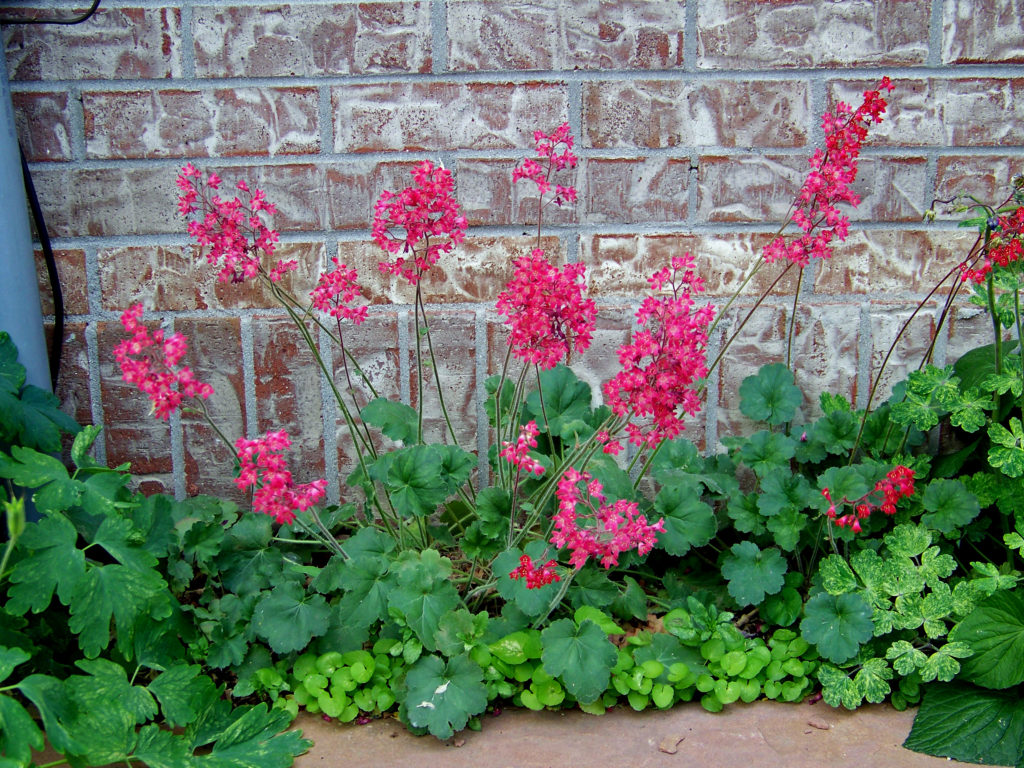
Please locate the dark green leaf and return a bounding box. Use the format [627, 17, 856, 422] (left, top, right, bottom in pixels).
[739, 363, 803, 425]
[949, 589, 1024, 689]
[800, 592, 873, 664]
[654, 484, 716, 556]
[523, 365, 592, 436]
[16, 673, 82, 756]
[721, 541, 786, 606]
[385, 445, 449, 518]
[920, 478, 981, 534]
[360, 398, 419, 443]
[389, 549, 462, 651]
[541, 618, 617, 704]
[68, 563, 168, 658]
[0, 693, 44, 764]
[69, 658, 157, 724]
[493, 544, 562, 618]
[6, 513, 85, 614]
[148, 664, 219, 728]
[735, 430, 797, 478]
[402, 653, 488, 740]
[252, 582, 331, 654]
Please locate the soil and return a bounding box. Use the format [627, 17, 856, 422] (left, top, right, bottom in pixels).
[290, 700, 957, 768]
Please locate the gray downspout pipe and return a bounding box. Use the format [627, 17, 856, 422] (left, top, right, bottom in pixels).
[0, 56, 49, 394]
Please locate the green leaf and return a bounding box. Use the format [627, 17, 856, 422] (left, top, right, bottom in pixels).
[493, 544, 562, 618]
[800, 592, 873, 664]
[389, 549, 462, 652]
[653, 484, 716, 556]
[883, 523, 932, 559]
[433, 445, 475, 495]
[148, 664, 219, 728]
[904, 682, 1024, 766]
[0, 445, 82, 513]
[523, 365, 592, 437]
[920, 479, 981, 533]
[69, 658, 158, 724]
[721, 541, 786, 606]
[205, 703, 310, 768]
[886, 640, 927, 676]
[810, 408, 860, 455]
[360, 398, 419, 443]
[0, 692, 44, 764]
[252, 582, 331, 655]
[69, 563, 168, 659]
[6, 513, 86, 614]
[988, 417, 1024, 477]
[402, 653, 488, 740]
[0, 646, 30, 685]
[853, 657, 893, 704]
[818, 554, 858, 595]
[739, 363, 803, 425]
[735, 430, 797, 479]
[384, 445, 449, 518]
[16, 673, 82, 756]
[948, 387, 993, 433]
[757, 472, 813, 517]
[948, 588, 1024, 689]
[541, 618, 617, 704]
[766, 507, 807, 552]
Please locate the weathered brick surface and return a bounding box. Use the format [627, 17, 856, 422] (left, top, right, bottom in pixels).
[99, 243, 325, 312]
[583, 81, 810, 149]
[943, 0, 1024, 64]
[333, 82, 570, 152]
[583, 234, 801, 299]
[813, 231, 975, 295]
[935, 155, 1023, 212]
[175, 318, 247, 501]
[3, 7, 182, 80]
[457, 158, 578, 227]
[193, 3, 432, 77]
[49, 321, 92, 431]
[84, 88, 320, 159]
[36, 249, 88, 316]
[252, 317, 326, 485]
[868, 303, 939, 405]
[829, 78, 1024, 147]
[584, 157, 690, 223]
[416, 311, 478, 447]
[12, 92, 72, 162]
[696, 0, 929, 69]
[448, 0, 685, 71]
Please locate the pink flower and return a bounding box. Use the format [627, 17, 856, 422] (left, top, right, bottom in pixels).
[234, 430, 328, 525]
[552, 468, 665, 570]
[176, 166, 287, 284]
[962, 207, 1024, 283]
[113, 303, 213, 420]
[509, 554, 560, 589]
[823, 465, 915, 533]
[373, 161, 467, 286]
[764, 77, 893, 267]
[603, 253, 715, 448]
[495, 249, 596, 370]
[499, 420, 545, 476]
[311, 257, 369, 325]
[513, 123, 578, 207]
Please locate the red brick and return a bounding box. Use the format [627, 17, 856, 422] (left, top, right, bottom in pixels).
[332, 82, 569, 152]
[175, 318, 247, 501]
[415, 311, 478, 447]
[696, 0, 928, 69]
[935, 155, 1022, 214]
[583, 233, 801, 299]
[584, 157, 690, 223]
[829, 77, 1024, 147]
[583, 80, 810, 148]
[193, 3, 432, 77]
[4, 7, 182, 80]
[96, 320, 173, 475]
[340, 235, 563, 306]
[252, 317, 327, 485]
[867, 303, 939, 406]
[84, 88, 319, 159]
[814, 230, 976, 296]
[945, 305, 1007, 364]
[48, 321, 91, 432]
[943, 0, 1024, 64]
[99, 243, 326, 312]
[12, 91, 72, 162]
[457, 158, 578, 227]
[36, 249, 88, 316]
[448, 1, 685, 71]
[30, 166, 182, 237]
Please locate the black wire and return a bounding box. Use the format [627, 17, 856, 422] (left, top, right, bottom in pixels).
[0, 0, 101, 26]
[20, 143, 64, 390]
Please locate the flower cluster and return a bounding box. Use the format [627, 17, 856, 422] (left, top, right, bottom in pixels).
[509, 554, 560, 589]
[495, 249, 596, 370]
[822, 465, 915, 533]
[763, 77, 894, 267]
[373, 161, 468, 285]
[962, 206, 1024, 283]
[310, 257, 368, 325]
[234, 430, 328, 525]
[603, 253, 716, 448]
[176, 164, 287, 283]
[114, 303, 213, 420]
[512, 123, 578, 207]
[552, 468, 665, 570]
[499, 420, 545, 476]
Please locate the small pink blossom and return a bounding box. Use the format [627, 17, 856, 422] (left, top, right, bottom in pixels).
[499, 420, 546, 476]
[513, 123, 578, 207]
[509, 554, 560, 589]
[495, 249, 596, 370]
[552, 468, 665, 570]
[234, 430, 328, 525]
[373, 161, 467, 286]
[114, 303, 213, 420]
[823, 465, 915, 533]
[311, 257, 369, 325]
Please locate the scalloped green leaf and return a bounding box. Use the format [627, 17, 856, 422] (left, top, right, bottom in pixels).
[252, 582, 331, 655]
[800, 592, 873, 664]
[653, 484, 716, 556]
[360, 398, 419, 443]
[403, 653, 487, 740]
[739, 363, 803, 425]
[920, 479, 981, 534]
[721, 541, 786, 606]
[541, 618, 617, 704]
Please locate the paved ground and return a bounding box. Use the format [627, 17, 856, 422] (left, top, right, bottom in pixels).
[290, 701, 959, 768]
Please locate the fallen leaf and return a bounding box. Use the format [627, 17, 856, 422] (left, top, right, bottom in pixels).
[807, 718, 831, 730]
[658, 735, 685, 754]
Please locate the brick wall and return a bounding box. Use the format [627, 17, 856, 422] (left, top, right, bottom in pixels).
[6, 0, 1024, 500]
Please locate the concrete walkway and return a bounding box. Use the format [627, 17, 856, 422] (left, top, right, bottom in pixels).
[291, 700, 957, 768]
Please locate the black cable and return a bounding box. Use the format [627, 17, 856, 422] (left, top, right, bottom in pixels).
[0, 0, 101, 26]
[20, 143, 64, 390]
